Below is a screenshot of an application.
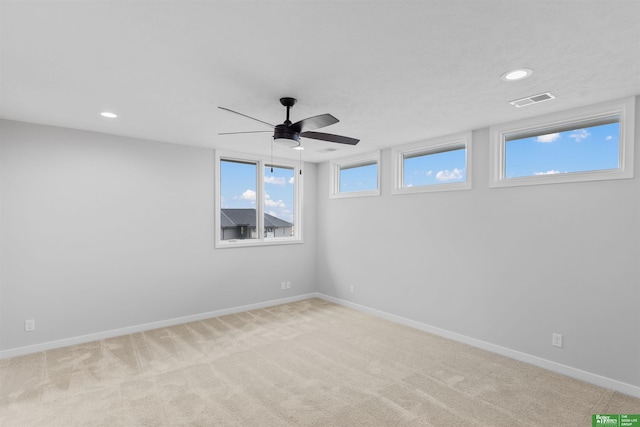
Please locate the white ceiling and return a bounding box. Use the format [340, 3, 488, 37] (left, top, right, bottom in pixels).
[1, 0, 639, 163]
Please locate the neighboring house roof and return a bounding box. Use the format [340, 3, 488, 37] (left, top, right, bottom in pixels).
[221, 208, 292, 228]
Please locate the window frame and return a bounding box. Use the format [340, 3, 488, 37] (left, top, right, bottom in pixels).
[489, 97, 635, 188]
[391, 131, 472, 195]
[329, 151, 381, 199]
[215, 150, 303, 248]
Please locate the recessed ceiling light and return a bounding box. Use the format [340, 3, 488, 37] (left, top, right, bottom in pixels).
[100, 112, 118, 118]
[501, 68, 533, 82]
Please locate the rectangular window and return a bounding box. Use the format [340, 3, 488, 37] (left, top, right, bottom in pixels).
[340, 162, 378, 193]
[264, 165, 295, 239]
[220, 159, 258, 241]
[330, 152, 380, 198]
[505, 118, 620, 178]
[392, 132, 472, 194]
[216, 151, 301, 247]
[490, 97, 635, 187]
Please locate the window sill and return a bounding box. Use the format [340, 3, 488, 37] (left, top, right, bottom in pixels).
[490, 168, 632, 188]
[215, 237, 303, 249]
[392, 181, 471, 195]
[329, 190, 381, 199]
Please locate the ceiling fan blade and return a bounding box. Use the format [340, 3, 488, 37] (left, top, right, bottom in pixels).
[218, 130, 273, 135]
[300, 131, 359, 145]
[290, 114, 339, 133]
[218, 107, 275, 128]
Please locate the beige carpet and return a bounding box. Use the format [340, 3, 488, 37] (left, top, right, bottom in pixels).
[1, 298, 639, 426]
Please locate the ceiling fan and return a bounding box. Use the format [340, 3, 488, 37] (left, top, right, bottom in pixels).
[218, 97, 359, 148]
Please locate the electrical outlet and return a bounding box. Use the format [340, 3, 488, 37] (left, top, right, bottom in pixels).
[281, 282, 286, 290]
[286, 281, 291, 289]
[25, 319, 35, 332]
[552, 333, 563, 348]
[349, 285, 354, 294]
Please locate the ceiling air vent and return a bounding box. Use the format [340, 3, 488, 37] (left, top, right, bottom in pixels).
[510, 92, 556, 108]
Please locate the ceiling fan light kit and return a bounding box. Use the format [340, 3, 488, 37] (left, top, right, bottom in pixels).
[218, 97, 359, 149]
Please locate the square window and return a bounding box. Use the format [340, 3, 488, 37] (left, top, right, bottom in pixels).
[339, 162, 378, 193]
[330, 152, 380, 198]
[216, 151, 302, 247]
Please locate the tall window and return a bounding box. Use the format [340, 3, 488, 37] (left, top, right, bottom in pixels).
[216, 151, 301, 247]
[392, 132, 472, 194]
[490, 97, 635, 187]
[263, 165, 295, 239]
[220, 159, 258, 241]
[330, 151, 380, 198]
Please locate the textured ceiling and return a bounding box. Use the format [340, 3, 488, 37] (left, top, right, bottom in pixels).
[1, 0, 639, 162]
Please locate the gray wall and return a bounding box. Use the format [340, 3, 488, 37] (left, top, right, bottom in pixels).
[316, 98, 640, 388]
[0, 120, 317, 351]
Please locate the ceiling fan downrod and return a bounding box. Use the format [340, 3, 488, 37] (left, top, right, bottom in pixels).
[280, 97, 296, 125]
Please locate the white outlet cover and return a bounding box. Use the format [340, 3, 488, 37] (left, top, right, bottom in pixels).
[552, 333, 563, 347]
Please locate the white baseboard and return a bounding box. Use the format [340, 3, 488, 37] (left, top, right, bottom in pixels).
[4, 292, 639, 398]
[316, 293, 640, 399]
[0, 293, 316, 360]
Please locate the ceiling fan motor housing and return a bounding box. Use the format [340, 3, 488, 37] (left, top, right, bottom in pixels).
[273, 124, 300, 142]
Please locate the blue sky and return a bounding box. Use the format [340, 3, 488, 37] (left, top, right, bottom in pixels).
[340, 163, 378, 192]
[505, 122, 619, 178]
[403, 149, 466, 187]
[220, 160, 295, 222]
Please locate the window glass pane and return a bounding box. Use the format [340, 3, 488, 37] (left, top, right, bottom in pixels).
[264, 166, 295, 239]
[505, 121, 620, 179]
[220, 159, 257, 240]
[403, 148, 466, 187]
[339, 163, 378, 193]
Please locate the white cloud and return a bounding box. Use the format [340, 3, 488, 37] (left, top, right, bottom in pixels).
[569, 129, 590, 142]
[288, 176, 295, 184]
[606, 135, 613, 141]
[265, 175, 286, 185]
[265, 199, 285, 208]
[435, 168, 463, 182]
[239, 189, 256, 201]
[264, 193, 285, 208]
[534, 170, 561, 175]
[536, 133, 560, 143]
